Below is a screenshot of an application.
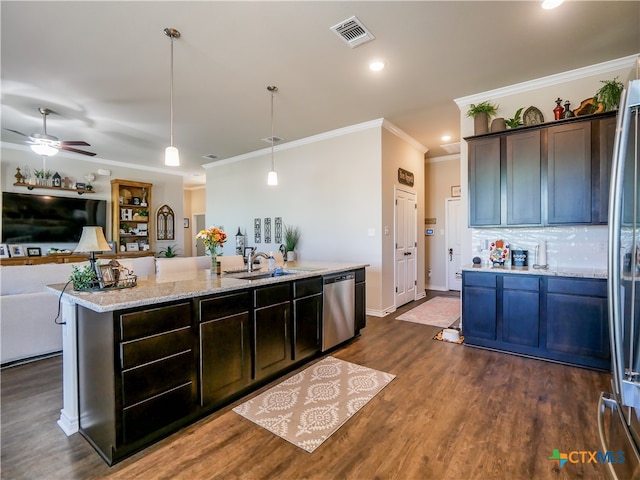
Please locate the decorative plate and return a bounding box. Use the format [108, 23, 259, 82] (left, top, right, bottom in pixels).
[523, 106, 544, 126]
[489, 240, 510, 265]
[574, 97, 605, 116]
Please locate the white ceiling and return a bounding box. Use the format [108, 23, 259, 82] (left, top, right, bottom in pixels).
[1, 1, 638, 186]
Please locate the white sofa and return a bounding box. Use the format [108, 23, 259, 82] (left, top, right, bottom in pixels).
[0, 255, 211, 366]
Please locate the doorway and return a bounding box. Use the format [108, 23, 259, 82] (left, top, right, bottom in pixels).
[395, 188, 417, 308]
[193, 213, 206, 256]
[445, 198, 462, 291]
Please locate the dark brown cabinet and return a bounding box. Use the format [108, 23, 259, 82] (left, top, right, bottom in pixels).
[467, 111, 616, 227]
[253, 283, 292, 381]
[198, 291, 252, 409]
[293, 277, 322, 361]
[77, 300, 197, 464]
[355, 268, 366, 333]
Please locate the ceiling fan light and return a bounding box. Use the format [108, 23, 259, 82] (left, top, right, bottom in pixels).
[31, 143, 58, 156]
[267, 170, 278, 186]
[165, 145, 180, 166]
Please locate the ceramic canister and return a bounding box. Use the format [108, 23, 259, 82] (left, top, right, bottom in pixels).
[511, 249, 529, 267]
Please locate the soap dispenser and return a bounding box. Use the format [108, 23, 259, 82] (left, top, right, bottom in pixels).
[267, 252, 275, 270]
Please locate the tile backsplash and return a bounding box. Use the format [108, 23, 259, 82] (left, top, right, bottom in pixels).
[472, 226, 608, 269]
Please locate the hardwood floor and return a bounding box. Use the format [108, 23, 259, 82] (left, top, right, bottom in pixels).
[1, 292, 611, 480]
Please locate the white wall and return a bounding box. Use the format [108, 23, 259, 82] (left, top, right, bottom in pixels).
[204, 120, 426, 315]
[1, 145, 186, 254]
[455, 55, 638, 266]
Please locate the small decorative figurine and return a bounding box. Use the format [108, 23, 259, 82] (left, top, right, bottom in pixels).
[553, 98, 564, 120]
[14, 167, 25, 184]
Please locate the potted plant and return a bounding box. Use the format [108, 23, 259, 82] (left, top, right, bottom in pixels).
[283, 224, 300, 261]
[595, 76, 624, 111]
[158, 244, 180, 258]
[69, 264, 98, 291]
[466, 101, 499, 135]
[505, 107, 524, 129]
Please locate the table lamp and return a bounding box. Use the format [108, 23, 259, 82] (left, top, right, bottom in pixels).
[74, 226, 111, 276]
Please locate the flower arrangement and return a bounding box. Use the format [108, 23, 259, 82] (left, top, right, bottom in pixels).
[196, 226, 227, 258]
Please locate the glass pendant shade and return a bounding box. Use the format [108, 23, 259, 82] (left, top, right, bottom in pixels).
[267, 170, 278, 186]
[165, 145, 180, 166]
[31, 144, 58, 156]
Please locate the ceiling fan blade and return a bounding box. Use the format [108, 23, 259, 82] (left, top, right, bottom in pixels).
[4, 128, 29, 137]
[60, 141, 91, 146]
[60, 145, 97, 156]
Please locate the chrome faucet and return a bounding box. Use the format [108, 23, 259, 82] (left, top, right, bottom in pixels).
[247, 250, 269, 272]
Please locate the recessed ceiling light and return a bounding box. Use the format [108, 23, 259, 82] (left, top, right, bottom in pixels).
[441, 135, 452, 142]
[369, 60, 385, 72]
[541, 0, 564, 9]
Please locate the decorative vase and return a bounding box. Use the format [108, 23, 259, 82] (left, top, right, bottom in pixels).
[562, 101, 575, 119]
[209, 247, 218, 276]
[490, 117, 506, 132]
[473, 112, 489, 135]
[553, 98, 564, 120]
[286, 251, 296, 261]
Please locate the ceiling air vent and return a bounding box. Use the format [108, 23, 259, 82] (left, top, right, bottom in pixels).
[261, 136, 283, 143]
[330, 16, 375, 48]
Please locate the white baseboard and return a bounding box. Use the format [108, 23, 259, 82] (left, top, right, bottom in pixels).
[425, 284, 448, 291]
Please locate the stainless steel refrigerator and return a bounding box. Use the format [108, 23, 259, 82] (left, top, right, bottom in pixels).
[600, 76, 640, 479]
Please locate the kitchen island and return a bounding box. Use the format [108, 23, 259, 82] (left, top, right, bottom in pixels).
[47, 261, 366, 465]
[461, 264, 609, 371]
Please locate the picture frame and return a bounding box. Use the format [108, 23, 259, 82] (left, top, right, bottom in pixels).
[451, 185, 461, 197]
[27, 247, 42, 257]
[0, 244, 9, 258]
[97, 264, 116, 288]
[183, 218, 189, 228]
[8, 244, 25, 257]
[126, 243, 139, 252]
[132, 197, 141, 205]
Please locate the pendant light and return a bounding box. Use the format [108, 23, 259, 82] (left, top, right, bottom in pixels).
[267, 85, 278, 186]
[164, 28, 181, 166]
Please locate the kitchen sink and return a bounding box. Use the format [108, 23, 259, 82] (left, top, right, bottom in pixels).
[233, 271, 294, 280]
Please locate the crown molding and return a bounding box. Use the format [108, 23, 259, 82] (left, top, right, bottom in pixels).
[454, 54, 639, 107]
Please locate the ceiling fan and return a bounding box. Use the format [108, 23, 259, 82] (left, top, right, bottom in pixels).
[6, 107, 96, 157]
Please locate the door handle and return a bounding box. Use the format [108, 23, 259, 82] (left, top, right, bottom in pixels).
[449, 248, 453, 261]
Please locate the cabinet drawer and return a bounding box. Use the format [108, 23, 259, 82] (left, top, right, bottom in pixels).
[503, 275, 539, 292]
[122, 350, 193, 407]
[119, 302, 191, 341]
[122, 382, 194, 444]
[547, 278, 607, 297]
[255, 283, 290, 308]
[199, 291, 250, 322]
[293, 277, 322, 298]
[121, 327, 192, 370]
[464, 272, 496, 288]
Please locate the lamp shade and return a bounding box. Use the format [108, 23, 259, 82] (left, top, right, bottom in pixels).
[165, 146, 180, 166]
[74, 226, 111, 253]
[267, 170, 278, 186]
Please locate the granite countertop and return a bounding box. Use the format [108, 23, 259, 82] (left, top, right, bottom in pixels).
[461, 264, 607, 279]
[46, 261, 367, 313]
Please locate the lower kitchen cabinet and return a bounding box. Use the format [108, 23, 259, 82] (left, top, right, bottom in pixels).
[293, 277, 322, 361]
[355, 268, 366, 333]
[198, 291, 252, 409]
[77, 300, 197, 465]
[545, 277, 610, 369]
[254, 283, 292, 381]
[462, 270, 610, 370]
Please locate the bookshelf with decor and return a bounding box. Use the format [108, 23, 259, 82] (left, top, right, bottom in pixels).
[110, 179, 153, 254]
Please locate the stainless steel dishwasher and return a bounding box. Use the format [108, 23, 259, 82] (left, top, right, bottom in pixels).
[322, 272, 355, 351]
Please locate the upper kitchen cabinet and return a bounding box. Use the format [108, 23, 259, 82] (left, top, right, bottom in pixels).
[468, 137, 501, 226]
[466, 111, 616, 227]
[545, 121, 592, 224]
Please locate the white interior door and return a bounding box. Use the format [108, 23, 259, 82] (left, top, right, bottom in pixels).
[446, 198, 462, 291]
[395, 188, 417, 307]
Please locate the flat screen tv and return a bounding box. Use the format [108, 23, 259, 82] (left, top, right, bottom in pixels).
[2, 192, 107, 244]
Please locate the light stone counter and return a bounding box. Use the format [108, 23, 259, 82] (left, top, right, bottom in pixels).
[46, 261, 368, 313]
[461, 264, 607, 279]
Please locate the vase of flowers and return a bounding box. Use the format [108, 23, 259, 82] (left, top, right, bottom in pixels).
[196, 226, 227, 274]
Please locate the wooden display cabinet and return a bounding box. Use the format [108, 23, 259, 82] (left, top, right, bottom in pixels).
[110, 179, 152, 253]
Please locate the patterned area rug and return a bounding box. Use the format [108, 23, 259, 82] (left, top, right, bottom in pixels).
[232, 356, 395, 453]
[396, 296, 460, 328]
